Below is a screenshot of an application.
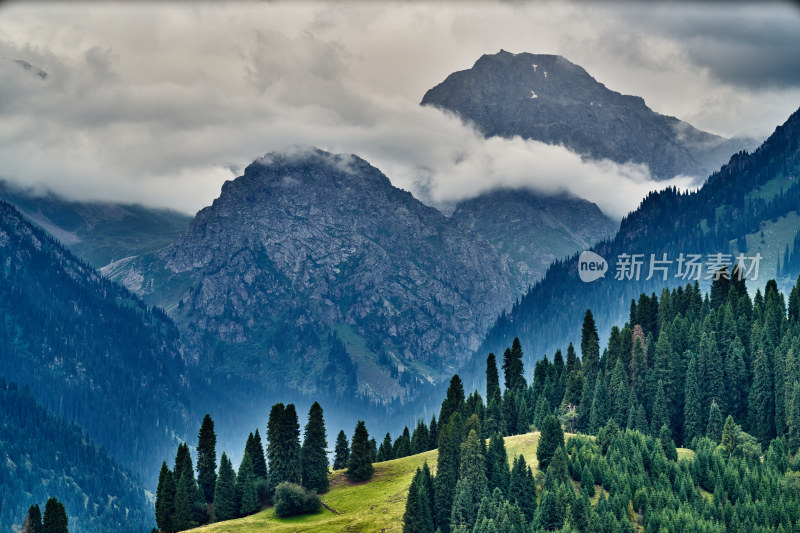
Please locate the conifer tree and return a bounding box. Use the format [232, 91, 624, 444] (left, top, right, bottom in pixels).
[788, 381, 800, 453]
[428, 416, 438, 450]
[156, 461, 176, 533]
[706, 401, 723, 443]
[581, 310, 600, 383]
[749, 348, 776, 445]
[485, 433, 510, 494]
[301, 402, 329, 493]
[411, 420, 430, 455]
[42, 498, 67, 533]
[267, 403, 301, 485]
[721, 415, 739, 458]
[237, 452, 259, 516]
[434, 412, 462, 531]
[213, 453, 237, 522]
[503, 338, 525, 391]
[346, 420, 374, 482]
[247, 429, 268, 480]
[440, 375, 465, 425]
[537, 414, 564, 471]
[449, 479, 473, 532]
[197, 414, 217, 504]
[608, 359, 629, 425]
[537, 491, 562, 531]
[589, 376, 609, 433]
[683, 352, 703, 446]
[486, 353, 501, 405]
[22, 504, 43, 533]
[458, 429, 488, 528]
[173, 469, 196, 531]
[378, 432, 393, 462]
[650, 380, 669, 434]
[333, 430, 350, 470]
[403, 468, 434, 533]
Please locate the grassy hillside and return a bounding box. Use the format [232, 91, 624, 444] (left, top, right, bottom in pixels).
[188, 432, 693, 533]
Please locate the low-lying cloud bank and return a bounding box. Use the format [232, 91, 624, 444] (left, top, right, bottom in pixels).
[0, 2, 796, 218]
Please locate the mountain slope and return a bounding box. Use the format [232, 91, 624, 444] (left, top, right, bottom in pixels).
[475, 106, 800, 381]
[106, 148, 519, 403]
[0, 381, 152, 533]
[422, 50, 759, 181]
[451, 189, 617, 290]
[0, 181, 192, 269]
[0, 201, 193, 484]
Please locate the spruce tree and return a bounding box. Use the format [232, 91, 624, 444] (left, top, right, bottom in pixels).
[428, 416, 438, 450]
[346, 420, 374, 482]
[706, 401, 723, 443]
[434, 412, 462, 530]
[449, 479, 473, 532]
[267, 403, 302, 485]
[650, 380, 669, 434]
[22, 504, 42, 533]
[251, 429, 268, 480]
[173, 469, 196, 531]
[509, 455, 537, 521]
[749, 348, 776, 445]
[788, 381, 800, 453]
[459, 429, 488, 528]
[485, 433, 510, 494]
[403, 468, 434, 533]
[156, 461, 176, 533]
[197, 414, 217, 504]
[237, 452, 259, 516]
[440, 375, 465, 425]
[213, 452, 237, 522]
[301, 402, 329, 493]
[683, 351, 703, 446]
[333, 430, 350, 470]
[411, 420, 430, 455]
[581, 310, 601, 383]
[502, 338, 525, 391]
[589, 376, 609, 433]
[486, 352, 501, 405]
[378, 432, 393, 462]
[536, 491, 562, 531]
[42, 498, 68, 533]
[537, 414, 564, 471]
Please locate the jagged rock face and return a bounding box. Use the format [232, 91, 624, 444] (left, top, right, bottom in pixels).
[422, 50, 758, 181]
[451, 189, 618, 290]
[111, 149, 518, 398]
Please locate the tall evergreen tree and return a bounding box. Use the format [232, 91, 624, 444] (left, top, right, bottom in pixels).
[173, 469, 196, 531]
[248, 429, 267, 480]
[236, 452, 259, 516]
[503, 338, 525, 391]
[213, 453, 237, 522]
[378, 432, 393, 462]
[301, 402, 329, 493]
[267, 403, 302, 485]
[42, 498, 68, 533]
[537, 415, 564, 471]
[580, 310, 600, 383]
[589, 375, 609, 433]
[749, 348, 776, 445]
[650, 379, 669, 434]
[486, 353, 501, 405]
[683, 352, 704, 446]
[789, 381, 800, 453]
[706, 401, 723, 443]
[346, 420, 374, 482]
[156, 461, 176, 533]
[508, 455, 537, 521]
[434, 412, 462, 531]
[333, 430, 350, 470]
[22, 504, 43, 533]
[485, 433, 510, 494]
[402, 467, 434, 533]
[440, 374, 466, 425]
[196, 414, 217, 504]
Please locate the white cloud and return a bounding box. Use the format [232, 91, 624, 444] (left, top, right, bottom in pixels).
[0, 1, 795, 217]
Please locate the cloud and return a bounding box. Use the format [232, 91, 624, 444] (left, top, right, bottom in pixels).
[0, 1, 796, 218]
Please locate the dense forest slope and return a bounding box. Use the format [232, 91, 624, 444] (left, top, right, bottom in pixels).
[0, 381, 152, 533]
[0, 201, 193, 484]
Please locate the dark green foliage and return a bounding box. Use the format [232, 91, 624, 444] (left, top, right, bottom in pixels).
[411, 420, 430, 454]
[485, 434, 510, 494]
[301, 402, 329, 493]
[458, 429, 488, 528]
[658, 424, 678, 462]
[156, 462, 176, 532]
[22, 504, 43, 533]
[213, 453, 237, 523]
[0, 382, 151, 533]
[378, 432, 394, 462]
[333, 430, 350, 470]
[403, 467, 434, 533]
[173, 470, 197, 531]
[42, 498, 68, 533]
[197, 415, 217, 504]
[683, 352, 703, 446]
[440, 375, 465, 426]
[580, 310, 600, 384]
[706, 400, 723, 443]
[267, 403, 302, 485]
[434, 412, 462, 531]
[237, 452, 260, 516]
[246, 429, 267, 481]
[508, 455, 536, 521]
[346, 420, 374, 482]
[537, 415, 564, 471]
[486, 353, 502, 406]
[536, 491, 562, 531]
[502, 338, 525, 391]
[273, 482, 321, 518]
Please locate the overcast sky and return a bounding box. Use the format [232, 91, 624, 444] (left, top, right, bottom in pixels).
[0, 1, 798, 218]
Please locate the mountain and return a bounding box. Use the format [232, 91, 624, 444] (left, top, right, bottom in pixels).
[0, 180, 192, 269]
[105, 148, 519, 405]
[422, 50, 760, 181]
[0, 200, 193, 484]
[0, 380, 152, 533]
[451, 189, 617, 290]
[473, 105, 800, 382]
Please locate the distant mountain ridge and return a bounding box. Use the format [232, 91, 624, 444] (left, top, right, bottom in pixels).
[0, 180, 192, 269]
[106, 148, 520, 404]
[422, 50, 760, 181]
[451, 189, 617, 290]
